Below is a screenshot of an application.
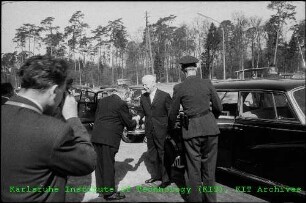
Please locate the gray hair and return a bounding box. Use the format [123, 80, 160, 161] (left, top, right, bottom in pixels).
[142, 75, 156, 83]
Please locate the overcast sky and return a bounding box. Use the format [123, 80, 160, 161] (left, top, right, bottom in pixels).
[1, 1, 305, 54]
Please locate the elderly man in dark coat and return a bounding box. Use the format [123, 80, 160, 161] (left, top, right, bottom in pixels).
[1, 55, 96, 202]
[168, 56, 223, 202]
[136, 74, 172, 188]
[91, 86, 138, 201]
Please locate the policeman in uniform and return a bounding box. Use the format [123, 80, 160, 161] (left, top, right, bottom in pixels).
[168, 55, 222, 202]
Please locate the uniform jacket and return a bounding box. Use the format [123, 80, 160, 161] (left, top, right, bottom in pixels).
[1, 95, 97, 202]
[139, 89, 172, 139]
[169, 76, 222, 139]
[91, 94, 136, 149]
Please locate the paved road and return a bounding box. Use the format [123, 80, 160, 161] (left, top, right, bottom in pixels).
[66, 140, 267, 202]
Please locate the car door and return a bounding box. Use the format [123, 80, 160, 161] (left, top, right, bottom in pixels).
[234, 90, 306, 188]
[78, 90, 97, 123]
[233, 90, 276, 176]
[216, 91, 239, 168]
[261, 91, 306, 188]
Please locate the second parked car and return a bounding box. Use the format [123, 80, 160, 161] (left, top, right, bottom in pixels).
[212, 79, 305, 201]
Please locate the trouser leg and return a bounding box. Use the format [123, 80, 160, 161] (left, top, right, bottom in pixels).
[93, 143, 103, 194]
[154, 136, 170, 183]
[147, 135, 161, 179]
[184, 137, 202, 202]
[201, 135, 218, 203]
[93, 143, 118, 196]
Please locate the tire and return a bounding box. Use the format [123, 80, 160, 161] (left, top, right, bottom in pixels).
[122, 130, 133, 143]
[143, 136, 147, 143]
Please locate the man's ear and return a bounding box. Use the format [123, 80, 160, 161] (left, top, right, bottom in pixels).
[49, 85, 59, 95]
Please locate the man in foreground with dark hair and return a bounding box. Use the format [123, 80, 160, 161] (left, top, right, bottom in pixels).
[1, 55, 97, 202]
[91, 85, 139, 201]
[1, 82, 14, 105]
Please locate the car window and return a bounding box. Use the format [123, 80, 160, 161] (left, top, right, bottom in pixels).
[217, 91, 238, 117]
[80, 91, 95, 102]
[72, 89, 81, 102]
[273, 93, 297, 121]
[241, 91, 276, 119]
[293, 87, 305, 115]
[97, 92, 109, 100]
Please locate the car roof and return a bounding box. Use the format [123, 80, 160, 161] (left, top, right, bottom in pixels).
[213, 79, 305, 91]
[129, 85, 144, 89]
[94, 87, 116, 93]
[72, 85, 92, 90]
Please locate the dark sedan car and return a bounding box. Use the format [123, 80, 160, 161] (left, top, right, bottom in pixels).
[213, 79, 305, 201]
[122, 85, 146, 143]
[75, 85, 146, 142]
[74, 87, 116, 124]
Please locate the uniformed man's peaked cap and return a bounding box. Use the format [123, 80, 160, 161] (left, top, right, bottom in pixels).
[178, 55, 199, 65]
[178, 55, 199, 71]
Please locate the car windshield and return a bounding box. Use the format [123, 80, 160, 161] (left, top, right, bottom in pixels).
[293, 87, 305, 115]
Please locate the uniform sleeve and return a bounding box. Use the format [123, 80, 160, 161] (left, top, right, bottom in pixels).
[49, 117, 97, 176]
[168, 85, 181, 130]
[209, 81, 223, 119]
[119, 102, 137, 131]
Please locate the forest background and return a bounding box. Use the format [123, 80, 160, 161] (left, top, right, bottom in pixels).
[1, 1, 305, 88]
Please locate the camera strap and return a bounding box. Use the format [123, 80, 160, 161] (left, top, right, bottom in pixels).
[5, 101, 42, 114]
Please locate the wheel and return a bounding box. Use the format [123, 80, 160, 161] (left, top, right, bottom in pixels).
[122, 129, 133, 143]
[143, 136, 147, 143]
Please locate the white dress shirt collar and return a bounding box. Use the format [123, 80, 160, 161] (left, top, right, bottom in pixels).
[150, 88, 157, 103]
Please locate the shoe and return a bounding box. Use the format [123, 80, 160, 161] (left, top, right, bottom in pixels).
[104, 192, 126, 201]
[158, 181, 171, 188]
[145, 178, 161, 183]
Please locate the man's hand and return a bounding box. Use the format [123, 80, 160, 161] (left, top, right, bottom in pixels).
[132, 115, 140, 124]
[62, 94, 78, 120]
[132, 115, 142, 129]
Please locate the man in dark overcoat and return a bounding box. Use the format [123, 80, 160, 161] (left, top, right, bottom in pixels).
[168, 56, 223, 202]
[1, 55, 97, 202]
[91, 86, 138, 201]
[136, 74, 172, 188]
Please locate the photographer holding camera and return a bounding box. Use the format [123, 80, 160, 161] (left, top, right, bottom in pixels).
[1, 55, 96, 202]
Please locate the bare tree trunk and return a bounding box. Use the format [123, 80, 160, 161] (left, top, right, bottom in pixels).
[28, 38, 31, 55]
[121, 51, 124, 79]
[78, 58, 82, 85]
[33, 37, 35, 56]
[167, 55, 169, 82]
[241, 52, 244, 80]
[136, 56, 139, 85]
[178, 65, 181, 82]
[74, 52, 76, 72]
[251, 40, 254, 69]
[273, 28, 280, 66]
[97, 46, 101, 86]
[111, 45, 114, 85]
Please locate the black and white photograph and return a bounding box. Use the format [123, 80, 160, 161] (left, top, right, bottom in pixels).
[1, 1, 305, 202]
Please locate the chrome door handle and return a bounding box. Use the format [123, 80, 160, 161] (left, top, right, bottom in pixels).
[234, 126, 243, 131]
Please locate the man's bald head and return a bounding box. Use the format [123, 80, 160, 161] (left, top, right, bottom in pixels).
[142, 75, 157, 94]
